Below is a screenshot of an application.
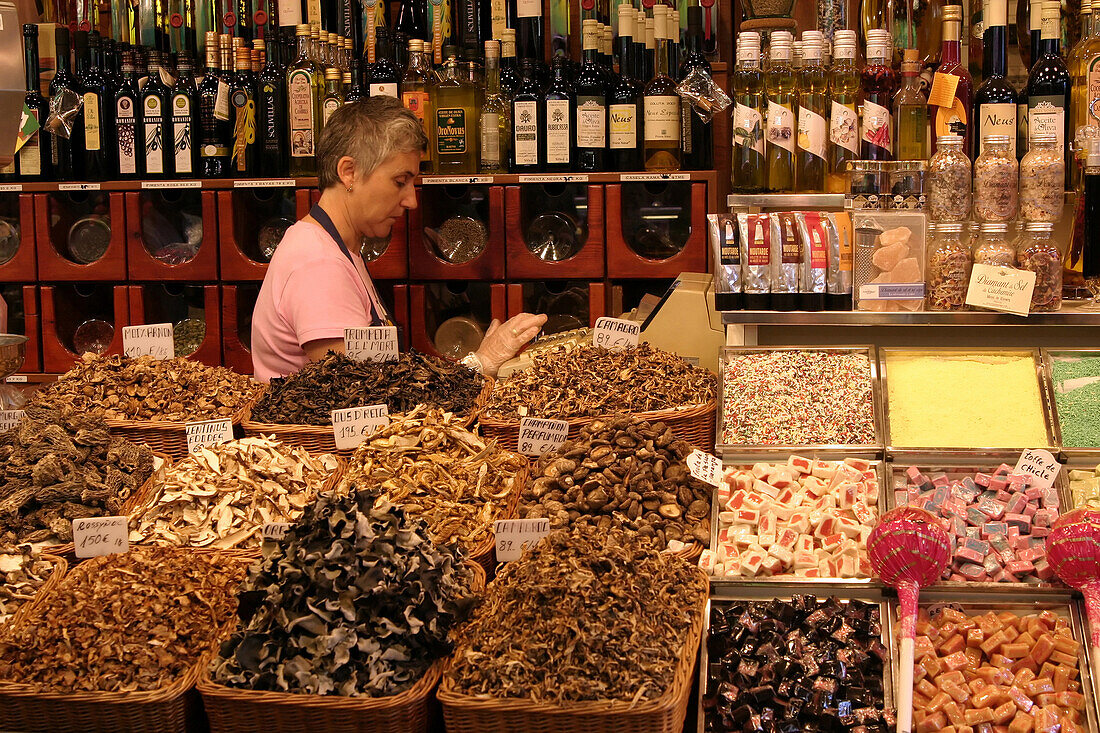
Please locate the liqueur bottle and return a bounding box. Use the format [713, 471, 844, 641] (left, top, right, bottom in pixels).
[859, 28, 896, 161]
[827, 29, 860, 192]
[643, 5, 682, 171]
[795, 31, 828, 192]
[973, 0, 1018, 157]
[894, 48, 930, 160]
[732, 31, 766, 193]
[765, 31, 796, 190]
[931, 5, 973, 155]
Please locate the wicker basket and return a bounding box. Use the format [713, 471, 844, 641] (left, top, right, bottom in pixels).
[197, 561, 487, 733]
[438, 565, 709, 733]
[480, 401, 717, 454]
[105, 389, 262, 460]
[242, 377, 494, 454]
[1, 553, 67, 631]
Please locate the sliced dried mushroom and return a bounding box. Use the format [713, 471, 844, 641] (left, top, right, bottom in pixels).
[0, 546, 54, 627]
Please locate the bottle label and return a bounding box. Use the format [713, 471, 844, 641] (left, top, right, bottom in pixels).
[288, 71, 315, 158]
[1089, 54, 1100, 124]
[517, 0, 542, 18]
[513, 100, 538, 165]
[609, 103, 638, 149]
[681, 103, 694, 154]
[370, 83, 398, 98]
[172, 94, 194, 175]
[734, 102, 764, 154]
[860, 99, 891, 154]
[829, 101, 859, 154]
[436, 108, 468, 154]
[232, 91, 255, 172]
[644, 95, 680, 142]
[323, 98, 341, 125]
[1027, 96, 1065, 152]
[144, 96, 165, 174]
[481, 111, 501, 164]
[214, 80, 231, 121]
[978, 102, 1017, 156]
[116, 98, 138, 175]
[576, 96, 606, 148]
[19, 109, 41, 176]
[402, 91, 431, 137]
[798, 106, 827, 159]
[765, 100, 794, 152]
[934, 97, 969, 140]
[83, 93, 101, 151]
[546, 98, 571, 163]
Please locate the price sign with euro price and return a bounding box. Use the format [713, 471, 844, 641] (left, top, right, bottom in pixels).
[517, 417, 570, 456]
[343, 326, 399, 362]
[494, 519, 551, 562]
[73, 516, 129, 558]
[331, 405, 390, 450]
[123, 323, 174, 359]
[592, 317, 640, 351]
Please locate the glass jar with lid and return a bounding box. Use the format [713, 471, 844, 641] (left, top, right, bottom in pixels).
[926, 223, 972, 311]
[1019, 134, 1065, 222]
[1016, 222, 1062, 311]
[974, 135, 1019, 222]
[927, 135, 972, 221]
[973, 222, 1015, 266]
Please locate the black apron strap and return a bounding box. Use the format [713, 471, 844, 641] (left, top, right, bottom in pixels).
[308, 203, 393, 326]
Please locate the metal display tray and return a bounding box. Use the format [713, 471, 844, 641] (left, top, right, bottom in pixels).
[715, 345, 885, 462]
[1042, 348, 1100, 463]
[878, 347, 1059, 462]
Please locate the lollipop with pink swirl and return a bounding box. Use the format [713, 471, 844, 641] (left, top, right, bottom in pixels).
[1046, 508, 1100, 689]
[867, 506, 952, 733]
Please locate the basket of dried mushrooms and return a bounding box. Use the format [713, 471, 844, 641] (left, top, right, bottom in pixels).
[0, 547, 248, 733]
[438, 526, 709, 733]
[479, 343, 717, 452]
[338, 407, 527, 574]
[243, 351, 493, 453]
[27, 353, 262, 459]
[0, 547, 66, 631]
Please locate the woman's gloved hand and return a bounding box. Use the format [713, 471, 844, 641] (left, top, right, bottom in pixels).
[474, 313, 547, 377]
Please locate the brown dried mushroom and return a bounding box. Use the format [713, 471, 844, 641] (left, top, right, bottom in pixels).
[0, 547, 54, 627]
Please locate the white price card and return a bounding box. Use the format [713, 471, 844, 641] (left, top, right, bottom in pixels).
[261, 522, 292, 541]
[5, 375, 28, 383]
[331, 404, 390, 450]
[494, 519, 551, 562]
[0, 409, 24, 432]
[343, 326, 399, 362]
[73, 516, 129, 558]
[516, 417, 570, 456]
[122, 323, 175, 359]
[1014, 448, 1061, 489]
[186, 418, 235, 453]
[592, 317, 640, 351]
[687, 449, 724, 487]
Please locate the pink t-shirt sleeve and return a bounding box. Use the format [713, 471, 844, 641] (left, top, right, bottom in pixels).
[283, 257, 374, 345]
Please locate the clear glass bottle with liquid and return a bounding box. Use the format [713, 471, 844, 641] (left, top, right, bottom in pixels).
[827, 30, 860, 193]
[764, 31, 796, 191]
[432, 54, 478, 174]
[795, 31, 828, 192]
[893, 48, 929, 160]
[732, 31, 766, 192]
[479, 40, 510, 173]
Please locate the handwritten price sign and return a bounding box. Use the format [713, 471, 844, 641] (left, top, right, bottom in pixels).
[517, 417, 570, 456]
[687, 449, 724, 487]
[494, 519, 551, 562]
[261, 522, 292, 541]
[592, 317, 640, 352]
[0, 409, 24, 433]
[123, 323, 175, 359]
[1014, 448, 1061, 489]
[343, 326, 399, 362]
[331, 404, 390, 450]
[73, 516, 129, 558]
[185, 419, 235, 453]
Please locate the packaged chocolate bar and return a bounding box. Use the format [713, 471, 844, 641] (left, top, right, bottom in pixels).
[737, 213, 780, 310]
[708, 213, 743, 311]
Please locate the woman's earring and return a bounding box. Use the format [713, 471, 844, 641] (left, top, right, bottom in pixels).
[346, 186, 353, 193]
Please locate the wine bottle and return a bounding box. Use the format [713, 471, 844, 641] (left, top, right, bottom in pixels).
[575, 19, 608, 172]
[827, 30, 859, 192]
[367, 26, 401, 97]
[643, 5, 681, 171]
[609, 3, 643, 171]
[48, 27, 76, 180]
[142, 50, 174, 178]
[75, 31, 111, 180]
[859, 28, 895, 161]
[1025, 0, 1070, 175]
[512, 57, 544, 171]
[114, 50, 144, 179]
[543, 55, 575, 172]
[765, 31, 796, 190]
[732, 30, 766, 192]
[795, 31, 828, 191]
[20, 24, 49, 180]
[973, 0, 1018, 157]
[230, 46, 258, 175]
[257, 35, 288, 176]
[677, 5, 713, 170]
[199, 32, 231, 177]
[500, 28, 521, 97]
[516, 0, 544, 64]
[931, 4, 973, 155]
[287, 23, 322, 175]
[480, 40, 510, 173]
[395, 0, 429, 42]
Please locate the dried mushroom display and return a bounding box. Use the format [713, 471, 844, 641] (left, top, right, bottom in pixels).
[29, 353, 259, 422]
[483, 343, 716, 421]
[0, 408, 154, 545]
[519, 416, 711, 552]
[0, 547, 244, 692]
[0, 547, 55, 626]
[445, 527, 706, 703]
[129, 438, 338, 550]
[210, 489, 478, 697]
[341, 408, 525, 552]
[249, 351, 485, 426]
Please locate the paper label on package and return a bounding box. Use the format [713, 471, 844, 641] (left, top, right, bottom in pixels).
[592, 317, 640, 351]
[858, 283, 926, 300]
[73, 516, 129, 558]
[332, 404, 389, 450]
[1014, 448, 1060, 489]
[494, 518, 551, 562]
[122, 323, 174, 359]
[687, 449, 723, 487]
[517, 417, 569, 456]
[261, 522, 292, 541]
[343, 326, 399, 362]
[965, 263, 1036, 316]
[0, 409, 23, 432]
[185, 419, 234, 453]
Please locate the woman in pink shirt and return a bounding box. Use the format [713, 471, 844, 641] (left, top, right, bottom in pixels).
[252, 97, 544, 382]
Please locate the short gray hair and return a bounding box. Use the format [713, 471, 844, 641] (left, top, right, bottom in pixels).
[316, 97, 427, 190]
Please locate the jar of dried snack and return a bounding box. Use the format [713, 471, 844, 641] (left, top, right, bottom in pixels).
[973, 222, 1015, 266]
[1016, 221, 1062, 311]
[1019, 134, 1065, 222]
[926, 223, 972, 311]
[974, 135, 1019, 222]
[927, 135, 972, 221]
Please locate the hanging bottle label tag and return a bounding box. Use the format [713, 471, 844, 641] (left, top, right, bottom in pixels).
[592, 317, 640, 351]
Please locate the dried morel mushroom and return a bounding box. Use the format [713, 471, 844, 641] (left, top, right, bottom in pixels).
[249, 351, 485, 426]
[129, 437, 338, 550]
[340, 407, 526, 552]
[446, 526, 706, 704]
[29, 353, 259, 422]
[518, 415, 711, 552]
[0, 547, 244, 693]
[0, 407, 154, 545]
[0, 547, 55, 627]
[210, 488, 478, 697]
[483, 342, 716, 421]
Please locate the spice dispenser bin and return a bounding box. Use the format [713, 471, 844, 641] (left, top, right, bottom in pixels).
[1042, 348, 1100, 462]
[504, 183, 605, 279]
[35, 191, 127, 281]
[1, 285, 40, 373]
[506, 280, 607, 334]
[0, 193, 37, 282]
[124, 189, 218, 281]
[408, 184, 506, 280]
[606, 181, 708, 278]
[409, 282, 505, 358]
[217, 185, 311, 281]
[40, 284, 129, 373]
[128, 284, 221, 367]
[220, 284, 261, 375]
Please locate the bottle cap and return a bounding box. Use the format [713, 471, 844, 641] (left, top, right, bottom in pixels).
[802, 30, 824, 43]
[834, 29, 857, 45]
[942, 4, 963, 20]
[1030, 133, 1057, 144]
[484, 39, 500, 57]
[979, 222, 1009, 232]
[982, 134, 1012, 145]
[936, 134, 964, 145]
[1024, 221, 1056, 231]
[409, 38, 423, 52]
[296, 23, 310, 36]
[325, 67, 340, 80]
[937, 223, 965, 233]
